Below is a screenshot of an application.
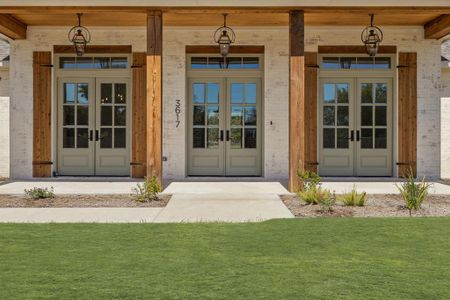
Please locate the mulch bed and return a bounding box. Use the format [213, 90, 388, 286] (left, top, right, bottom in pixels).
[281, 194, 450, 218]
[0, 194, 171, 208]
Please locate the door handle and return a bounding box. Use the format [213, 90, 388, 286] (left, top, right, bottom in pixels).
[356, 130, 360, 142]
[95, 130, 99, 141]
[220, 130, 224, 141]
[89, 130, 93, 141]
[350, 130, 354, 141]
[226, 130, 230, 141]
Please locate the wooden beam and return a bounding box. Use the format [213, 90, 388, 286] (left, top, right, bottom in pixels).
[186, 45, 264, 54]
[289, 10, 305, 192]
[318, 45, 397, 54]
[0, 14, 26, 39]
[425, 14, 450, 39]
[146, 10, 163, 183]
[53, 45, 132, 54]
[304, 52, 318, 173]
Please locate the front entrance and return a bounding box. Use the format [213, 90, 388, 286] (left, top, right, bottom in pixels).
[319, 78, 393, 176]
[57, 78, 130, 176]
[187, 77, 262, 176]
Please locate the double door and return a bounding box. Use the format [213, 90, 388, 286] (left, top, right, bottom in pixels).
[188, 78, 262, 176]
[319, 78, 393, 176]
[57, 77, 130, 176]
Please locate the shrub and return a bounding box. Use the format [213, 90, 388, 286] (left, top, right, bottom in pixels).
[317, 189, 336, 212]
[24, 187, 55, 199]
[298, 185, 334, 207]
[396, 169, 431, 216]
[132, 176, 162, 202]
[296, 169, 321, 191]
[342, 185, 366, 207]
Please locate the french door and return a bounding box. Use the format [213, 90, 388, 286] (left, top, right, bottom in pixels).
[319, 78, 393, 176]
[57, 77, 130, 176]
[187, 77, 262, 176]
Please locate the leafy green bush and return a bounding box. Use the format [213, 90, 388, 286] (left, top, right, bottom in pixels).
[318, 189, 336, 213]
[24, 187, 55, 199]
[396, 170, 431, 216]
[132, 176, 162, 202]
[342, 185, 366, 207]
[297, 169, 321, 191]
[298, 185, 334, 207]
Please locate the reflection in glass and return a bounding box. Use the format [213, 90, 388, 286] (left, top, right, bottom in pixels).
[207, 83, 220, 104]
[361, 128, 373, 149]
[361, 83, 373, 103]
[375, 129, 387, 149]
[76, 57, 93, 69]
[375, 106, 387, 126]
[114, 128, 126, 148]
[193, 128, 205, 148]
[244, 106, 257, 126]
[323, 106, 335, 126]
[244, 128, 257, 148]
[100, 128, 113, 148]
[374, 57, 391, 69]
[207, 128, 219, 149]
[227, 57, 242, 69]
[101, 83, 112, 104]
[101, 106, 113, 126]
[337, 106, 349, 126]
[207, 106, 219, 126]
[324, 84, 335, 103]
[111, 57, 128, 69]
[337, 84, 349, 103]
[243, 57, 259, 69]
[231, 106, 243, 126]
[231, 83, 243, 103]
[193, 83, 204, 103]
[208, 57, 224, 69]
[337, 129, 349, 149]
[193, 106, 205, 126]
[60, 57, 76, 69]
[115, 83, 127, 104]
[356, 57, 374, 69]
[375, 83, 387, 103]
[77, 83, 89, 104]
[77, 128, 89, 148]
[245, 83, 257, 104]
[322, 57, 340, 69]
[64, 83, 76, 103]
[77, 106, 88, 125]
[63, 128, 75, 148]
[361, 106, 373, 126]
[94, 57, 110, 69]
[63, 106, 75, 126]
[115, 106, 126, 126]
[191, 57, 208, 68]
[340, 57, 356, 69]
[231, 128, 242, 149]
[323, 128, 335, 149]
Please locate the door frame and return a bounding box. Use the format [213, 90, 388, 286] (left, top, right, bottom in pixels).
[318, 53, 397, 177]
[186, 53, 265, 177]
[53, 53, 132, 176]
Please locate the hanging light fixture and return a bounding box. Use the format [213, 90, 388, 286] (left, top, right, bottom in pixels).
[68, 13, 91, 56]
[361, 14, 383, 57]
[214, 13, 236, 57]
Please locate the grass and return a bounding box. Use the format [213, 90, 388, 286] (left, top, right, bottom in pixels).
[1, 218, 449, 299]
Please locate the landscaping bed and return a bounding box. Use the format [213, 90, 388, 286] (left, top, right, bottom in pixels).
[282, 194, 450, 217]
[0, 194, 170, 208]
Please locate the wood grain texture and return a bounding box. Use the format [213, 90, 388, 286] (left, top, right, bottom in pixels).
[146, 10, 163, 183]
[131, 53, 147, 178]
[32, 52, 52, 177]
[186, 45, 264, 54]
[304, 52, 318, 173]
[289, 10, 305, 192]
[53, 45, 132, 54]
[424, 14, 450, 39]
[398, 52, 417, 177]
[0, 13, 26, 39]
[318, 45, 397, 54]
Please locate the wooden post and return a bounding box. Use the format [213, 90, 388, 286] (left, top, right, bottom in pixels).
[146, 10, 163, 183]
[289, 10, 305, 192]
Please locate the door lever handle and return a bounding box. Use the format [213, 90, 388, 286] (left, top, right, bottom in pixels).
[220, 130, 224, 141]
[89, 130, 93, 141]
[226, 130, 230, 141]
[350, 130, 354, 141]
[356, 130, 360, 142]
[95, 130, 99, 141]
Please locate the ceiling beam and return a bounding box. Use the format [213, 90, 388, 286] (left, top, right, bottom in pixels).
[0, 14, 26, 39]
[425, 14, 450, 39]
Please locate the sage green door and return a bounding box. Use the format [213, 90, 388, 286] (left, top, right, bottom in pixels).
[187, 77, 262, 176]
[319, 78, 393, 176]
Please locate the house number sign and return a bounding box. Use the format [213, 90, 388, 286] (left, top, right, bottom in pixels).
[175, 99, 181, 128]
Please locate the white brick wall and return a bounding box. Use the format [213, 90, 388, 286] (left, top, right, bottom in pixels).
[440, 69, 450, 178]
[0, 68, 9, 178]
[8, 26, 442, 179]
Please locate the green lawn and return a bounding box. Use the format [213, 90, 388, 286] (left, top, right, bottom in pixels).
[1, 218, 449, 299]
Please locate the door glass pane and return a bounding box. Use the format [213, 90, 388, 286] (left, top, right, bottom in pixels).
[193, 128, 205, 148]
[244, 128, 257, 148]
[114, 106, 126, 126]
[77, 128, 89, 148]
[375, 57, 391, 69]
[230, 128, 242, 149]
[77, 106, 89, 125]
[323, 84, 335, 103]
[361, 128, 373, 149]
[356, 57, 374, 69]
[63, 128, 75, 148]
[243, 57, 259, 69]
[375, 106, 387, 126]
[231, 83, 243, 104]
[322, 57, 340, 69]
[361, 106, 373, 126]
[231, 106, 243, 126]
[375, 83, 387, 103]
[111, 57, 128, 69]
[323, 128, 335, 149]
[207, 83, 219, 104]
[323, 106, 335, 126]
[101, 106, 113, 126]
[244, 106, 257, 126]
[193, 83, 205, 103]
[63, 106, 75, 125]
[100, 128, 112, 148]
[101, 83, 113, 104]
[361, 83, 373, 103]
[115, 83, 127, 104]
[340, 57, 356, 69]
[77, 83, 89, 104]
[193, 106, 205, 125]
[114, 128, 126, 148]
[94, 57, 110, 69]
[64, 83, 76, 103]
[336, 84, 349, 103]
[245, 83, 257, 104]
[191, 57, 208, 68]
[60, 57, 76, 69]
[76, 57, 93, 69]
[227, 57, 242, 69]
[207, 128, 219, 149]
[375, 129, 387, 149]
[208, 57, 224, 69]
[337, 106, 349, 126]
[337, 129, 349, 149]
[207, 106, 219, 125]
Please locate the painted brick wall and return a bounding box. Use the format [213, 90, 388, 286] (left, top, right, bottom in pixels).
[0, 68, 9, 178]
[8, 26, 441, 179]
[440, 68, 450, 178]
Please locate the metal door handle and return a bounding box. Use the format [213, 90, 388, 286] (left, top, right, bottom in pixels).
[350, 130, 354, 141]
[89, 130, 93, 141]
[95, 130, 99, 141]
[220, 130, 224, 141]
[226, 130, 230, 141]
[356, 130, 360, 142]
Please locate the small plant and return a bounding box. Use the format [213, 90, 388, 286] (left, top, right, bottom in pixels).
[396, 169, 431, 216]
[24, 187, 55, 199]
[132, 176, 162, 203]
[297, 185, 334, 206]
[297, 169, 321, 191]
[317, 189, 336, 213]
[342, 185, 366, 207]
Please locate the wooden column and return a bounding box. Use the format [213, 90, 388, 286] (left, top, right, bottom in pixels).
[146, 10, 163, 182]
[32, 51, 52, 177]
[304, 52, 318, 174]
[398, 52, 417, 177]
[289, 10, 305, 192]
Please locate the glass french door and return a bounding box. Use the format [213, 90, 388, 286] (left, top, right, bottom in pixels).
[319, 78, 392, 176]
[187, 77, 262, 176]
[57, 78, 130, 176]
